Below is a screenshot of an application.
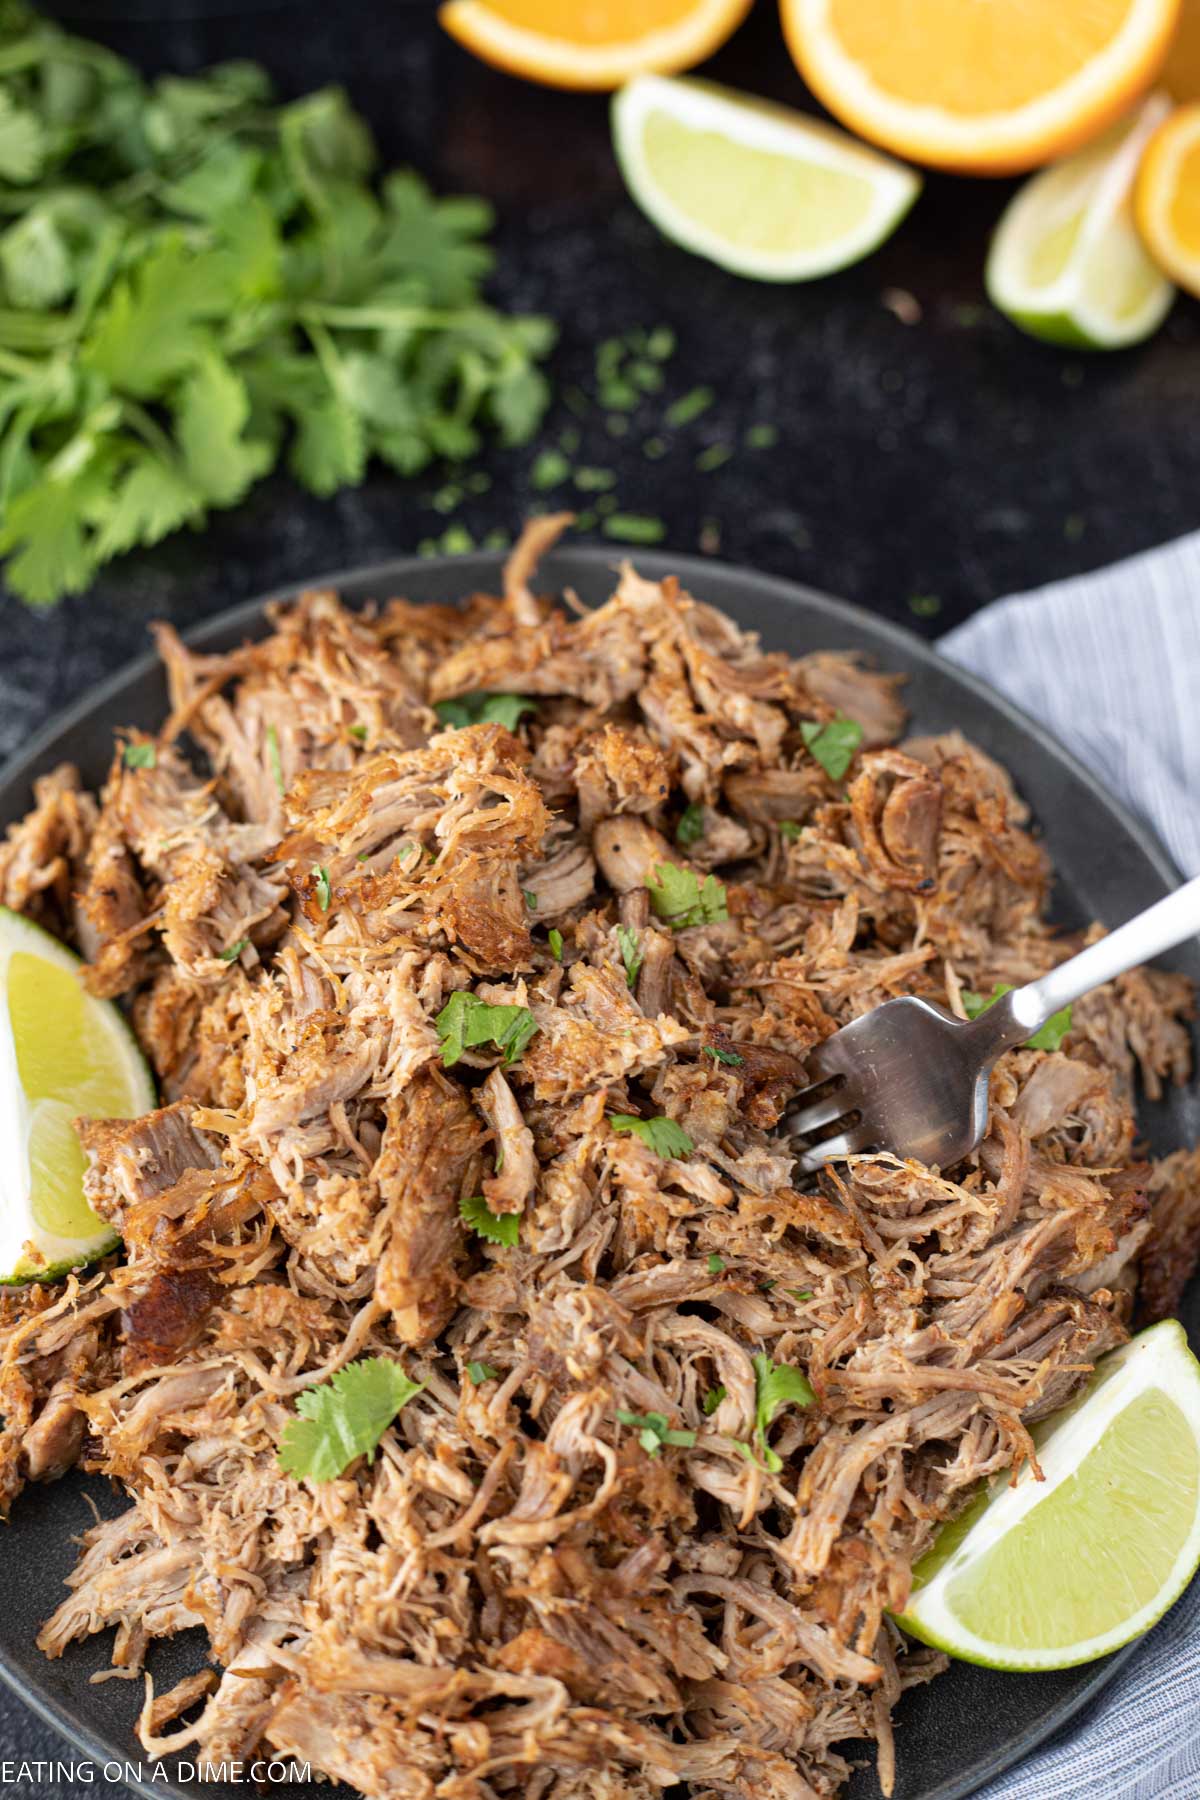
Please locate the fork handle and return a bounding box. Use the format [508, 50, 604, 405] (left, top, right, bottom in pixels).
[969, 874, 1200, 1058]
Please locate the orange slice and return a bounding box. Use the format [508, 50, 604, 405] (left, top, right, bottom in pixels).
[439, 0, 753, 91]
[1135, 101, 1200, 293]
[779, 0, 1182, 174]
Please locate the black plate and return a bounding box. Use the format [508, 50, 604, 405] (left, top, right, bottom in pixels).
[1, 549, 1196, 1800]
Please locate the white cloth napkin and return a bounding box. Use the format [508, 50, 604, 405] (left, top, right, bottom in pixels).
[939, 531, 1200, 1798]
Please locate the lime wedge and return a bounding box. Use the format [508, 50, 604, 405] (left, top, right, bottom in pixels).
[612, 74, 921, 282]
[0, 906, 154, 1283]
[986, 94, 1176, 348]
[897, 1321, 1200, 1670]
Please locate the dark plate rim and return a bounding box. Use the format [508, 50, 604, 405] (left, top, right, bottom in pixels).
[0, 545, 1180, 1800]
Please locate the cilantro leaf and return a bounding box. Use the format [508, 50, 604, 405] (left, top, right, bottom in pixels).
[547, 927, 563, 960]
[706, 1253, 725, 1274]
[779, 820, 802, 842]
[123, 742, 156, 769]
[174, 355, 272, 507]
[675, 802, 705, 847]
[750, 1353, 814, 1473]
[219, 937, 248, 962]
[646, 864, 728, 930]
[94, 453, 202, 563]
[801, 715, 863, 783]
[702, 1386, 726, 1415]
[962, 983, 1072, 1052]
[616, 1409, 696, 1456]
[466, 1360, 501, 1384]
[616, 924, 643, 990]
[313, 864, 331, 911]
[277, 1356, 423, 1482]
[84, 236, 228, 400]
[0, 91, 46, 183]
[459, 1193, 519, 1246]
[434, 692, 537, 732]
[704, 1044, 743, 1066]
[436, 992, 539, 1069]
[609, 1114, 693, 1159]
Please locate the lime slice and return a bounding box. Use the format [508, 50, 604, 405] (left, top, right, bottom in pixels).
[897, 1320, 1200, 1670]
[611, 74, 921, 282]
[0, 906, 154, 1283]
[986, 93, 1176, 347]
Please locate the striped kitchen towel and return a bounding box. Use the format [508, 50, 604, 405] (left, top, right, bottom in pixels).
[940, 529, 1200, 1799]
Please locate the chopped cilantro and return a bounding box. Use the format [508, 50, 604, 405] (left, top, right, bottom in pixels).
[531, 448, 570, 490]
[646, 325, 676, 360]
[908, 593, 942, 619]
[801, 715, 864, 783]
[702, 1385, 727, 1415]
[745, 423, 778, 449]
[466, 1360, 501, 1384]
[122, 742, 156, 769]
[218, 938, 248, 963]
[459, 1193, 519, 1246]
[313, 865, 331, 911]
[695, 443, 732, 472]
[616, 1409, 696, 1456]
[706, 1253, 725, 1274]
[573, 465, 617, 491]
[616, 923, 643, 990]
[704, 1045, 744, 1067]
[277, 1357, 423, 1483]
[609, 1114, 693, 1159]
[436, 992, 539, 1068]
[646, 863, 728, 929]
[524, 889, 538, 910]
[347, 723, 368, 742]
[642, 436, 667, 460]
[789, 1288, 813, 1301]
[779, 820, 802, 842]
[962, 983, 1073, 1052]
[602, 513, 665, 544]
[665, 386, 714, 427]
[675, 802, 705, 847]
[548, 927, 564, 960]
[434, 692, 537, 732]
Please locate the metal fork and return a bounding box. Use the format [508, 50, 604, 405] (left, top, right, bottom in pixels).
[785, 875, 1200, 1174]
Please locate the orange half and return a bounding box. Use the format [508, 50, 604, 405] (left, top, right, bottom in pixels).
[1135, 101, 1200, 294]
[780, 0, 1182, 174]
[440, 0, 754, 91]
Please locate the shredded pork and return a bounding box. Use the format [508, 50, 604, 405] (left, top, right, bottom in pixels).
[0, 523, 1197, 1800]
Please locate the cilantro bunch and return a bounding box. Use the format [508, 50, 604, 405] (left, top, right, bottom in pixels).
[0, 4, 554, 604]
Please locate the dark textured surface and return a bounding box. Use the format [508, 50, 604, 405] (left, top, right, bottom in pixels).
[0, 0, 1199, 772]
[0, 549, 1197, 1800]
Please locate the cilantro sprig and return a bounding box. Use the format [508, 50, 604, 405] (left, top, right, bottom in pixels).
[434, 693, 537, 732]
[609, 1114, 693, 1159]
[0, 10, 554, 605]
[733, 1354, 815, 1474]
[435, 992, 539, 1068]
[962, 983, 1073, 1052]
[616, 923, 643, 990]
[277, 1357, 423, 1482]
[645, 864, 728, 930]
[459, 1193, 519, 1246]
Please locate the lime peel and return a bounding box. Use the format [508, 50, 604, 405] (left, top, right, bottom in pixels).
[897, 1321, 1200, 1670]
